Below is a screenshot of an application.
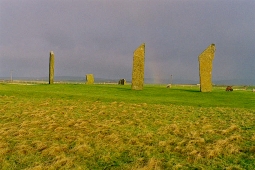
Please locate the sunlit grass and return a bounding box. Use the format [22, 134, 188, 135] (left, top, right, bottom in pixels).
[0, 84, 254, 169]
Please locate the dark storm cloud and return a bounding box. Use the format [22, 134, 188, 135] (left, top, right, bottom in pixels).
[1, 0, 254, 84]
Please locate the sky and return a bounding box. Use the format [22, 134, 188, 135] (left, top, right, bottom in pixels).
[0, 0, 255, 84]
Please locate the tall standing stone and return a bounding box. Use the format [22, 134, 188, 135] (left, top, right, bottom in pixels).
[86, 74, 94, 84]
[49, 51, 54, 84]
[131, 43, 145, 90]
[198, 44, 215, 92]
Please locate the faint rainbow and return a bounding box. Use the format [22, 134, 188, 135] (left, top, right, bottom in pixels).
[149, 61, 162, 84]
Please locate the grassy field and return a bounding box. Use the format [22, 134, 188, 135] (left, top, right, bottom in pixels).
[0, 83, 255, 169]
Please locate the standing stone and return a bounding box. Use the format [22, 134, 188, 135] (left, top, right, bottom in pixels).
[198, 44, 215, 92]
[86, 74, 94, 84]
[49, 51, 54, 84]
[131, 43, 145, 90]
[118, 79, 126, 85]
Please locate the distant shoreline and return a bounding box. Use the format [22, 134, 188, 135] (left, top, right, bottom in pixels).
[1, 78, 254, 87]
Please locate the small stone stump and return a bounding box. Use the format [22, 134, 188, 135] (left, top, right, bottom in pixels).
[86, 74, 94, 84]
[118, 79, 126, 85]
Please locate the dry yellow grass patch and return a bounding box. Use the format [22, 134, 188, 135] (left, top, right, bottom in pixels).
[0, 96, 254, 169]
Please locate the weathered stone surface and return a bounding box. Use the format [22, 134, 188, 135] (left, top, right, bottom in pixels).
[131, 43, 145, 90]
[86, 74, 94, 84]
[118, 79, 126, 85]
[198, 44, 215, 92]
[49, 51, 54, 84]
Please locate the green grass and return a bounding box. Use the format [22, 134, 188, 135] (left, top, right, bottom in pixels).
[1, 83, 255, 109]
[0, 83, 255, 169]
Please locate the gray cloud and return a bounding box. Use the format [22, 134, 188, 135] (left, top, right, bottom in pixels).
[1, 0, 254, 84]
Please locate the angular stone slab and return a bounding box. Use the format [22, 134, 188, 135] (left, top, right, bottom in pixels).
[198, 44, 215, 92]
[86, 74, 94, 84]
[49, 51, 54, 84]
[131, 43, 145, 90]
